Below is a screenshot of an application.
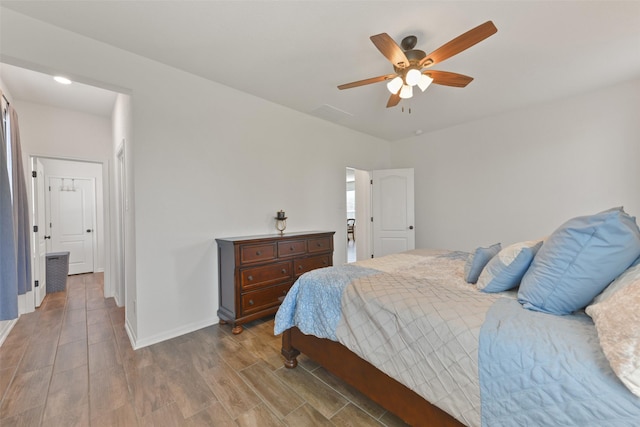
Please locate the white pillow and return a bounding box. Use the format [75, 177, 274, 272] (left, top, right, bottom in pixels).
[590, 258, 640, 307]
[586, 278, 640, 397]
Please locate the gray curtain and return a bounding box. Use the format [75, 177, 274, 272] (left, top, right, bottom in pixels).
[0, 101, 18, 320]
[9, 106, 31, 297]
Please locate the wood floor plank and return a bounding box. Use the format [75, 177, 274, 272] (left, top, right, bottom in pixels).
[274, 365, 348, 419]
[87, 321, 115, 345]
[199, 360, 262, 419]
[312, 366, 387, 419]
[185, 401, 236, 427]
[239, 361, 304, 419]
[0, 404, 43, 426]
[53, 339, 87, 373]
[283, 402, 334, 426]
[163, 363, 217, 419]
[139, 401, 185, 427]
[43, 364, 88, 421]
[91, 400, 138, 427]
[235, 402, 285, 427]
[89, 365, 130, 418]
[58, 320, 87, 346]
[64, 307, 86, 326]
[89, 339, 122, 374]
[17, 336, 58, 373]
[331, 403, 385, 427]
[0, 366, 51, 419]
[127, 362, 175, 418]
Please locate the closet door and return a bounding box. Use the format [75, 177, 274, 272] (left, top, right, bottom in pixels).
[372, 168, 415, 257]
[48, 177, 95, 275]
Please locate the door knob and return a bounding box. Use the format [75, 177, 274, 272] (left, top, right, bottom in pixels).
[409, 226, 414, 230]
[44, 235, 51, 240]
[86, 229, 93, 233]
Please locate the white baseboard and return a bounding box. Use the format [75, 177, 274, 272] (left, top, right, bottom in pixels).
[129, 316, 219, 350]
[0, 319, 18, 347]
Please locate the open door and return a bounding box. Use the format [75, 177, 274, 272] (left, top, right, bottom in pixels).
[32, 158, 47, 306]
[372, 168, 415, 257]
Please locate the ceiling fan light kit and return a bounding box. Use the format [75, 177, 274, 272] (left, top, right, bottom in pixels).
[338, 21, 498, 108]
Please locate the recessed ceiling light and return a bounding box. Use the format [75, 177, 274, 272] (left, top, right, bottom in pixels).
[53, 76, 72, 85]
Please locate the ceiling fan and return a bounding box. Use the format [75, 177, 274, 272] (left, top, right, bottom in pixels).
[337, 21, 497, 108]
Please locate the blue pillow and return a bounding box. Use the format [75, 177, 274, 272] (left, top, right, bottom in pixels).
[518, 207, 640, 315]
[477, 240, 543, 293]
[464, 243, 501, 284]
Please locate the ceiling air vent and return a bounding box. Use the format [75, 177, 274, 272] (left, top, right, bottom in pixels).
[310, 104, 353, 124]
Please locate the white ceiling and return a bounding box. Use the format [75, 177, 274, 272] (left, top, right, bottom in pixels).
[1, 1, 639, 141]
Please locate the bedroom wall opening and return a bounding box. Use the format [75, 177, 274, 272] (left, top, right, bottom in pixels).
[346, 167, 372, 262]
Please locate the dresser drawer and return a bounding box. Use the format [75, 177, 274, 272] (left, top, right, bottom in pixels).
[240, 243, 276, 264]
[240, 261, 292, 290]
[307, 237, 332, 254]
[277, 239, 307, 258]
[294, 254, 331, 276]
[241, 282, 291, 315]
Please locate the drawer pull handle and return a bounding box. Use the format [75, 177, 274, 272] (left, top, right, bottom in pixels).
[317, 242, 322, 247]
[290, 246, 295, 251]
[283, 290, 287, 295]
[248, 275, 253, 281]
[256, 251, 262, 256]
[323, 260, 328, 265]
[249, 299, 254, 306]
[298, 265, 303, 270]
[281, 268, 287, 274]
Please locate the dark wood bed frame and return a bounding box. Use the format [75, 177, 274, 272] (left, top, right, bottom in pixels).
[282, 327, 464, 427]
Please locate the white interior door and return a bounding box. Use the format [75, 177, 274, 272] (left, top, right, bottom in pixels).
[48, 176, 95, 275]
[372, 168, 415, 257]
[32, 159, 47, 306]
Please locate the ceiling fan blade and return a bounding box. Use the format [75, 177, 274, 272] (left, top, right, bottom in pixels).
[386, 92, 401, 108]
[370, 33, 410, 69]
[337, 73, 397, 90]
[419, 21, 497, 68]
[424, 70, 474, 87]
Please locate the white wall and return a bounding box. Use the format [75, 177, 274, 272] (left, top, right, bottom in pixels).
[111, 93, 136, 333]
[391, 79, 640, 252]
[0, 8, 391, 347]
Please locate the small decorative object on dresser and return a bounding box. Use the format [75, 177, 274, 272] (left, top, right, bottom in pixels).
[216, 231, 335, 334]
[275, 210, 287, 234]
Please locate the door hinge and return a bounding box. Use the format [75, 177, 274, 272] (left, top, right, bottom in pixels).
[34, 280, 39, 288]
[32, 171, 37, 178]
[370, 217, 373, 222]
[49, 186, 51, 191]
[371, 254, 374, 258]
[33, 225, 38, 232]
[370, 179, 373, 185]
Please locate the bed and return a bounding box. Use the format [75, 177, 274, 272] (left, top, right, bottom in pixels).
[274, 208, 640, 426]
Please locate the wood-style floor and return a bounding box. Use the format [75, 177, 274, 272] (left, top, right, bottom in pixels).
[0, 273, 409, 426]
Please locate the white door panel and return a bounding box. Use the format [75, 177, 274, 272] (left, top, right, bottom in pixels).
[372, 169, 415, 257]
[33, 159, 47, 306]
[49, 177, 95, 275]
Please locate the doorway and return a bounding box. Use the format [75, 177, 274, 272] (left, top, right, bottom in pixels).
[346, 167, 372, 262]
[30, 157, 105, 305]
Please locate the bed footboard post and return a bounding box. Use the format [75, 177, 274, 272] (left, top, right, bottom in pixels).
[281, 329, 300, 369]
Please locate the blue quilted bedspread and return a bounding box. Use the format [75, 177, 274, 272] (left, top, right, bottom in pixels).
[274, 265, 379, 340]
[479, 298, 640, 426]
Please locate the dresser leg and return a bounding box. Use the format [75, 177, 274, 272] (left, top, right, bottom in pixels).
[231, 325, 243, 334]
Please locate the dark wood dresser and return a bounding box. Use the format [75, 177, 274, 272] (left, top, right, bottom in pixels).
[216, 231, 335, 334]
